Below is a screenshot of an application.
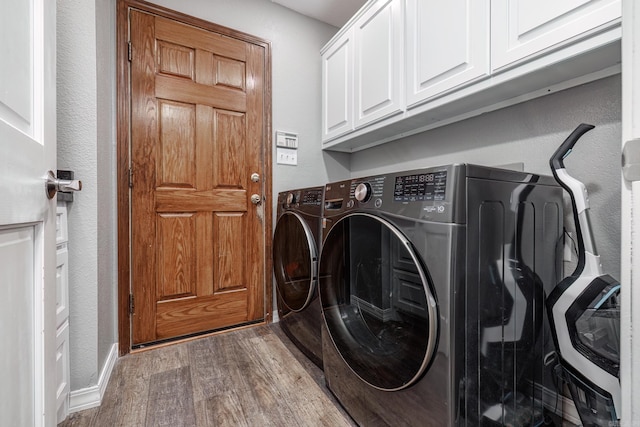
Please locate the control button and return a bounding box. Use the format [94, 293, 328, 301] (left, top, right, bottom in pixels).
[374, 198, 383, 208]
[347, 200, 355, 208]
[354, 182, 372, 203]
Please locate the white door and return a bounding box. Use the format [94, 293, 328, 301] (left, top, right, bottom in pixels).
[621, 1, 640, 425]
[0, 0, 57, 426]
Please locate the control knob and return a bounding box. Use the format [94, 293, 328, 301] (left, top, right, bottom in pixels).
[354, 182, 372, 203]
[285, 192, 296, 206]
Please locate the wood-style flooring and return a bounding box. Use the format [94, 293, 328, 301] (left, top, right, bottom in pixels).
[58, 324, 357, 427]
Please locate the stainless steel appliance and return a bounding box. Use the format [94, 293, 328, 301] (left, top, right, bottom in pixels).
[319, 165, 564, 426]
[273, 186, 324, 368]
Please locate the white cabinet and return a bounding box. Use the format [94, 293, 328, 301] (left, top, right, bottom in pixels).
[322, 0, 402, 142]
[405, 0, 490, 107]
[322, 0, 621, 151]
[353, 0, 403, 127]
[322, 28, 354, 141]
[55, 204, 70, 423]
[491, 0, 621, 71]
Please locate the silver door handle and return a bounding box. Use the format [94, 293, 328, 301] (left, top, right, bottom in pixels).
[250, 194, 262, 205]
[46, 170, 82, 199]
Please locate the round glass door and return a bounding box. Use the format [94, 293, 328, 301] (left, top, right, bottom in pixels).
[273, 211, 317, 312]
[319, 213, 438, 391]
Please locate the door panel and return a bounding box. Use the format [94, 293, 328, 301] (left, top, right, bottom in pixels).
[0, 0, 57, 423]
[129, 9, 267, 345]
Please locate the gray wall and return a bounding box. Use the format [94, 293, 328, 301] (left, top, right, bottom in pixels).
[57, 0, 117, 391]
[350, 75, 622, 278]
[57, 0, 100, 389]
[96, 0, 118, 385]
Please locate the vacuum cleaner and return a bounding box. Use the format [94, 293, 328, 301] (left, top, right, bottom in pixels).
[547, 123, 621, 425]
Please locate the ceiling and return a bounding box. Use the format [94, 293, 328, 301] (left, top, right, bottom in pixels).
[271, 0, 367, 27]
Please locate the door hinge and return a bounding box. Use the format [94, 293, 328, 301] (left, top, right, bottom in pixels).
[128, 41, 132, 62]
[128, 167, 133, 188]
[129, 294, 135, 314]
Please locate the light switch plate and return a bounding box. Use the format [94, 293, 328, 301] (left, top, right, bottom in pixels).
[276, 147, 297, 165]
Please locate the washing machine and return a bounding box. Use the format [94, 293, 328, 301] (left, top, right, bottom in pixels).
[273, 186, 325, 368]
[319, 164, 565, 426]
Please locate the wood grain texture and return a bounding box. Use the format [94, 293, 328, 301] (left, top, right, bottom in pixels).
[157, 214, 196, 299]
[214, 213, 246, 292]
[117, 0, 132, 356]
[213, 110, 246, 188]
[156, 290, 248, 339]
[155, 16, 246, 62]
[59, 325, 356, 427]
[158, 100, 196, 188]
[157, 41, 195, 80]
[118, 0, 272, 352]
[146, 366, 197, 426]
[132, 10, 263, 345]
[215, 56, 245, 90]
[245, 43, 267, 322]
[130, 9, 160, 345]
[155, 74, 247, 112]
[155, 189, 247, 212]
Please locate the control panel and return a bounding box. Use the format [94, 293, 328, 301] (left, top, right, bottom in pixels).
[393, 171, 447, 202]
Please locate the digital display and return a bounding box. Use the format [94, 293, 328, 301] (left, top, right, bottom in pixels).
[394, 171, 447, 202]
[301, 189, 323, 205]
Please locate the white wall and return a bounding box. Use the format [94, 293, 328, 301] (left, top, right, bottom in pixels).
[57, 0, 118, 393]
[349, 75, 622, 278]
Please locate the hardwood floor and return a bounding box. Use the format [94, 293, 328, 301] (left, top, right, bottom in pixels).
[59, 324, 356, 427]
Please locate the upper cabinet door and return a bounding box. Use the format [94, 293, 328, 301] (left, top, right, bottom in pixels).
[322, 28, 354, 142]
[353, 0, 403, 128]
[405, 0, 490, 107]
[491, 0, 621, 72]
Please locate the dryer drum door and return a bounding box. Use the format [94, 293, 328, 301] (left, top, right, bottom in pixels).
[319, 213, 438, 391]
[273, 211, 318, 312]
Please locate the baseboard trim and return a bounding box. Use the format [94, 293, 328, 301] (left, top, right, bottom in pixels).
[68, 343, 118, 413]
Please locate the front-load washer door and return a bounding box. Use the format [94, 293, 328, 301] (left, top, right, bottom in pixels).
[319, 213, 439, 391]
[273, 211, 318, 312]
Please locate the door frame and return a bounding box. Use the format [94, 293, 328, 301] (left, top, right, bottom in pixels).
[116, 0, 272, 355]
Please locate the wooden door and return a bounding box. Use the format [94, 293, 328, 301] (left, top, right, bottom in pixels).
[0, 0, 57, 424]
[126, 8, 270, 346]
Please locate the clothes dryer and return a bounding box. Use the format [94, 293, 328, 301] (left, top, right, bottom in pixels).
[273, 186, 324, 368]
[319, 165, 564, 426]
